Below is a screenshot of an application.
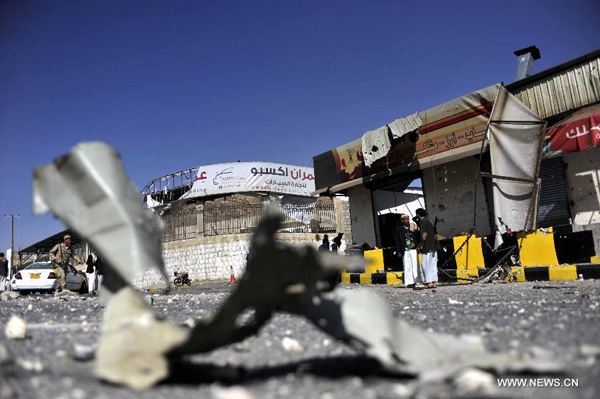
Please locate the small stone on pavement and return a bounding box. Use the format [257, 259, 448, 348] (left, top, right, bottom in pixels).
[212, 386, 254, 399]
[282, 337, 304, 352]
[5, 315, 27, 339]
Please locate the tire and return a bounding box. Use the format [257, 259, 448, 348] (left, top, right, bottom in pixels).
[79, 281, 88, 294]
[174, 277, 182, 287]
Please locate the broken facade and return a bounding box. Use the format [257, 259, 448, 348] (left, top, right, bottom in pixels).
[314, 49, 600, 264]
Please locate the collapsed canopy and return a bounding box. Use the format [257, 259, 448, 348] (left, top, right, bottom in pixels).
[488, 85, 546, 243]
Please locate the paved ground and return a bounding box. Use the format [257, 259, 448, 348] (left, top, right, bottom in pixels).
[1, 280, 599, 399]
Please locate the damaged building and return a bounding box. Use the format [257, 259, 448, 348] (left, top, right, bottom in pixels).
[313, 47, 600, 281]
[30, 142, 567, 389]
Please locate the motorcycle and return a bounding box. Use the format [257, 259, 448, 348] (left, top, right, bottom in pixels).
[173, 271, 192, 287]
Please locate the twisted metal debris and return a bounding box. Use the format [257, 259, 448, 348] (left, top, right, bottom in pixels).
[33, 142, 563, 389]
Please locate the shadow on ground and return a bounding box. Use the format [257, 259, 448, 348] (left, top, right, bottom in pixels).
[164, 355, 403, 386]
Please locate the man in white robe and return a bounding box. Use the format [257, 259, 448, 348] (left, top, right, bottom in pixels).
[395, 215, 421, 287]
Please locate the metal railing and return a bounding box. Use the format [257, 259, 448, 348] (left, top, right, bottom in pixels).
[203, 204, 262, 236]
[160, 204, 337, 242]
[162, 209, 201, 242]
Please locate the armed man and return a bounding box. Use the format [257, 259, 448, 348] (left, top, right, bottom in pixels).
[49, 234, 83, 293]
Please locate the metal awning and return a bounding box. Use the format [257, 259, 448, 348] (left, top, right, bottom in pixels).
[19, 229, 84, 255]
[311, 177, 365, 196]
[311, 187, 329, 196]
[330, 177, 364, 193]
[311, 142, 486, 196]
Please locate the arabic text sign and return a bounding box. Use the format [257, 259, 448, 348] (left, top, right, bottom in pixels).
[547, 104, 600, 153]
[182, 162, 316, 199]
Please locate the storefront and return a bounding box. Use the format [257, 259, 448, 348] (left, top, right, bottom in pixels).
[313, 49, 600, 268]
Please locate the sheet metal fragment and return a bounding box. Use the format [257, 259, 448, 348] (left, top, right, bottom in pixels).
[170, 209, 562, 381]
[362, 126, 391, 167]
[292, 288, 562, 380]
[171, 207, 364, 355]
[388, 113, 422, 139]
[95, 287, 190, 389]
[33, 142, 167, 291]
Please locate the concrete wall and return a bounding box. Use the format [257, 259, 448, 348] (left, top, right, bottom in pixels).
[134, 199, 353, 288]
[564, 147, 600, 253]
[134, 233, 336, 288]
[347, 185, 377, 246]
[421, 156, 491, 238]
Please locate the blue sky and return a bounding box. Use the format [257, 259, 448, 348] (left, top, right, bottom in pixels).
[1, 0, 598, 252]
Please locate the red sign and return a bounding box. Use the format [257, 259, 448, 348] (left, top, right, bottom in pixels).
[195, 171, 207, 181]
[547, 104, 600, 153]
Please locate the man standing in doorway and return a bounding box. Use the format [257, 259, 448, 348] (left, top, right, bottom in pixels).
[0, 252, 8, 291]
[395, 215, 420, 288]
[415, 208, 438, 288]
[49, 234, 82, 293]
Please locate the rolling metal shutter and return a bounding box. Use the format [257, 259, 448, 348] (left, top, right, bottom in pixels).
[481, 154, 571, 231]
[536, 157, 571, 228]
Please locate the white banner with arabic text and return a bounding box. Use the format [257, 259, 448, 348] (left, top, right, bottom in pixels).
[181, 162, 316, 199]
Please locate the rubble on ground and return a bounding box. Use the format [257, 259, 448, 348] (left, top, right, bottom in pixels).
[31, 142, 567, 390]
[1, 291, 20, 301]
[5, 315, 27, 339]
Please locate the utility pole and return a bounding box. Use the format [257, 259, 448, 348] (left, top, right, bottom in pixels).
[4, 214, 19, 273]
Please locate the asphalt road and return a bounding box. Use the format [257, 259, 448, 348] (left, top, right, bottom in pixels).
[1, 280, 599, 399]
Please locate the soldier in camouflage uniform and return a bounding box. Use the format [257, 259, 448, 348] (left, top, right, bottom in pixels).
[49, 235, 82, 293]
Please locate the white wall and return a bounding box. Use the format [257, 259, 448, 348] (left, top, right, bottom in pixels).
[565, 147, 600, 225]
[564, 147, 600, 253]
[133, 195, 353, 288]
[134, 233, 335, 288]
[347, 185, 377, 246]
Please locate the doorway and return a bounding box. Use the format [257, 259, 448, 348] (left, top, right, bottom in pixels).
[369, 172, 424, 249]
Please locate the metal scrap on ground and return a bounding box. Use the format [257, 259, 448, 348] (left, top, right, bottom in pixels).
[33, 142, 564, 389]
[33, 142, 168, 298]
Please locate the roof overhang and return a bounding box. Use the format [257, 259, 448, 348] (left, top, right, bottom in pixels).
[311, 177, 365, 196]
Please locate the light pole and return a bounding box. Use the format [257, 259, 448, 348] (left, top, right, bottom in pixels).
[4, 214, 19, 273]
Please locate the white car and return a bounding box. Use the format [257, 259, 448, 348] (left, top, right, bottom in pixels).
[14, 261, 88, 294]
